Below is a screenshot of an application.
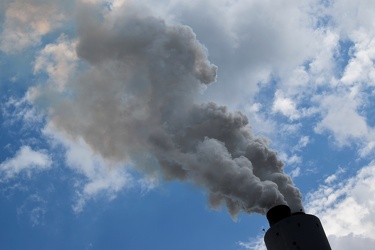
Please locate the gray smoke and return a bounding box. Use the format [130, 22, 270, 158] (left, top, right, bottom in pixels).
[30, 1, 302, 217]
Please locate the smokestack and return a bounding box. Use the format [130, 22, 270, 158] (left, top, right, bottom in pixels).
[264, 205, 331, 250]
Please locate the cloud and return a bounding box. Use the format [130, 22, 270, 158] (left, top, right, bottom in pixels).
[2, 96, 44, 127]
[324, 167, 345, 184]
[279, 152, 302, 167]
[272, 91, 301, 120]
[305, 162, 375, 246]
[302, 0, 375, 155]
[246, 0, 375, 157]
[306, 30, 339, 85]
[314, 90, 370, 146]
[0, 0, 65, 53]
[43, 123, 135, 213]
[0, 146, 52, 181]
[278, 66, 310, 97]
[238, 236, 267, 250]
[340, 33, 375, 86]
[34, 35, 78, 91]
[289, 167, 301, 179]
[330, 0, 375, 39]
[292, 136, 310, 152]
[242, 103, 276, 138]
[359, 141, 375, 157]
[143, 0, 325, 107]
[240, 162, 375, 249]
[328, 234, 375, 250]
[16, 194, 48, 227]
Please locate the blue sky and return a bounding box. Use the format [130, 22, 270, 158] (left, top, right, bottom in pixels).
[2, 0, 375, 249]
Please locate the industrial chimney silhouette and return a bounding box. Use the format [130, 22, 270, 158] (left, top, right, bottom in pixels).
[264, 205, 332, 250]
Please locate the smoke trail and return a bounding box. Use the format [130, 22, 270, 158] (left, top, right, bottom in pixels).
[29, 1, 302, 217]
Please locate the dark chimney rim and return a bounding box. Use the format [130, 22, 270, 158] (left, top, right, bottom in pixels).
[266, 204, 292, 226]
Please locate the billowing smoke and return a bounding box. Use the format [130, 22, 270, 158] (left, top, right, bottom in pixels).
[29, 1, 302, 217]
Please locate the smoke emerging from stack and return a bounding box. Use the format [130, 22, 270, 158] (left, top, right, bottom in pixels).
[29, 1, 302, 217]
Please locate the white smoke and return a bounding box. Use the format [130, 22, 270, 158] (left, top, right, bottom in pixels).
[28, 1, 302, 217]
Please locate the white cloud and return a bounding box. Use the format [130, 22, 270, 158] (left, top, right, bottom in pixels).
[289, 167, 301, 179]
[42, 123, 135, 213]
[144, 0, 326, 107]
[314, 90, 370, 146]
[73, 166, 133, 213]
[305, 162, 375, 247]
[241, 0, 375, 158]
[300, 0, 375, 156]
[241, 163, 375, 250]
[324, 167, 345, 184]
[243, 103, 276, 137]
[238, 236, 266, 250]
[2, 96, 44, 127]
[292, 136, 310, 152]
[34, 35, 78, 91]
[272, 91, 301, 120]
[278, 152, 302, 178]
[0, 0, 65, 53]
[328, 234, 375, 250]
[307, 30, 340, 86]
[298, 136, 310, 148]
[0, 146, 52, 181]
[330, 0, 375, 39]
[340, 31, 375, 86]
[279, 123, 302, 135]
[282, 153, 302, 166]
[137, 176, 159, 195]
[278, 66, 310, 97]
[359, 141, 375, 157]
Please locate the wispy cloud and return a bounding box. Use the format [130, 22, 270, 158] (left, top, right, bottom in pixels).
[0, 146, 52, 181]
[2, 97, 44, 127]
[17, 194, 48, 227]
[292, 136, 310, 152]
[43, 123, 135, 213]
[238, 235, 267, 250]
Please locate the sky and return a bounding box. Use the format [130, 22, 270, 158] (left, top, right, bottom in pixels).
[1, 0, 375, 249]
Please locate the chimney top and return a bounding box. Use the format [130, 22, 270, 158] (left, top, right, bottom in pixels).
[266, 205, 292, 226]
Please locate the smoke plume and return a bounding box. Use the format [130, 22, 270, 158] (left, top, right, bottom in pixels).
[29, 1, 303, 217]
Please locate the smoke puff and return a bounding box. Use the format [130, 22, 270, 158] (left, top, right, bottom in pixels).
[30, 1, 302, 217]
